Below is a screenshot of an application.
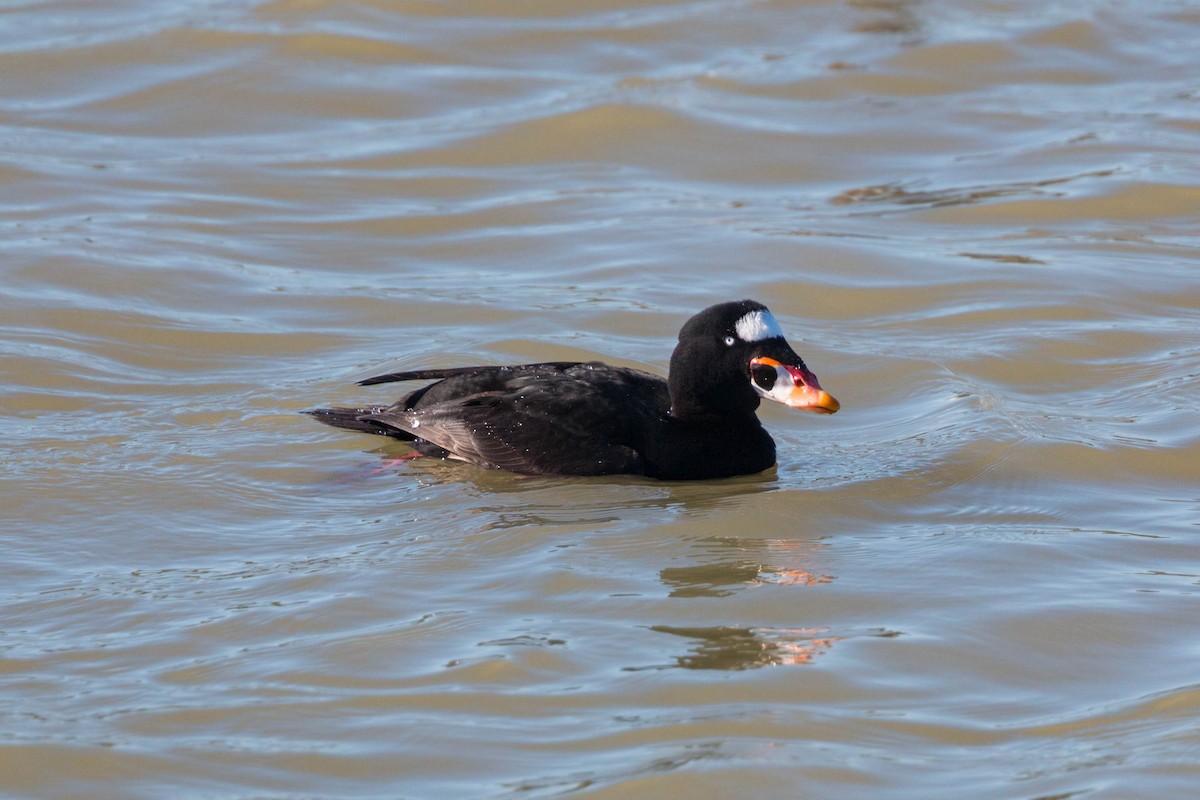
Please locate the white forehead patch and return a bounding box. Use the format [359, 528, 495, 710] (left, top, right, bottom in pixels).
[734, 309, 784, 343]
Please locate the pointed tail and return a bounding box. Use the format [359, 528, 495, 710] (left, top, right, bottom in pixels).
[303, 406, 414, 439]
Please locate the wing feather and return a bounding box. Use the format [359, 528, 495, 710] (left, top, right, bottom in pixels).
[363, 370, 659, 475]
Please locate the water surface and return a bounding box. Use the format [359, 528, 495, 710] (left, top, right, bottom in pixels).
[2, 1, 1198, 798]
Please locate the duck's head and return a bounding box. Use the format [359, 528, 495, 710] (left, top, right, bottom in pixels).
[668, 299, 840, 420]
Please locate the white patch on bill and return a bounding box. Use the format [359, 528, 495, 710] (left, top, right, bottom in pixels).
[734, 309, 784, 342]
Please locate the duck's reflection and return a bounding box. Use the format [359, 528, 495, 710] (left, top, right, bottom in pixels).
[661, 536, 834, 595]
[660, 557, 834, 598]
[649, 624, 840, 670]
[647, 536, 846, 670]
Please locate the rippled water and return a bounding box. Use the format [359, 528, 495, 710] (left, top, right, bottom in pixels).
[3, 1, 1199, 797]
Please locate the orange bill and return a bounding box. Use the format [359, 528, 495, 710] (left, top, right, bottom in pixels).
[750, 356, 840, 414]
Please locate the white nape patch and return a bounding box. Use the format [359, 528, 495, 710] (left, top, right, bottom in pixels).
[734, 309, 784, 343]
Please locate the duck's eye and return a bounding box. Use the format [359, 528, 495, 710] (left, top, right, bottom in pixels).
[723, 335, 737, 346]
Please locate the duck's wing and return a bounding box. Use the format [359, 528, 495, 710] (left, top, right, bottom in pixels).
[361, 368, 664, 476]
[308, 363, 590, 442]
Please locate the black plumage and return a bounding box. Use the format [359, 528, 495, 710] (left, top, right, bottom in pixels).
[306, 300, 838, 480]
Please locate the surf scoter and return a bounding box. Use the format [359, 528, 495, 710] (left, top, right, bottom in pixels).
[306, 299, 839, 480]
